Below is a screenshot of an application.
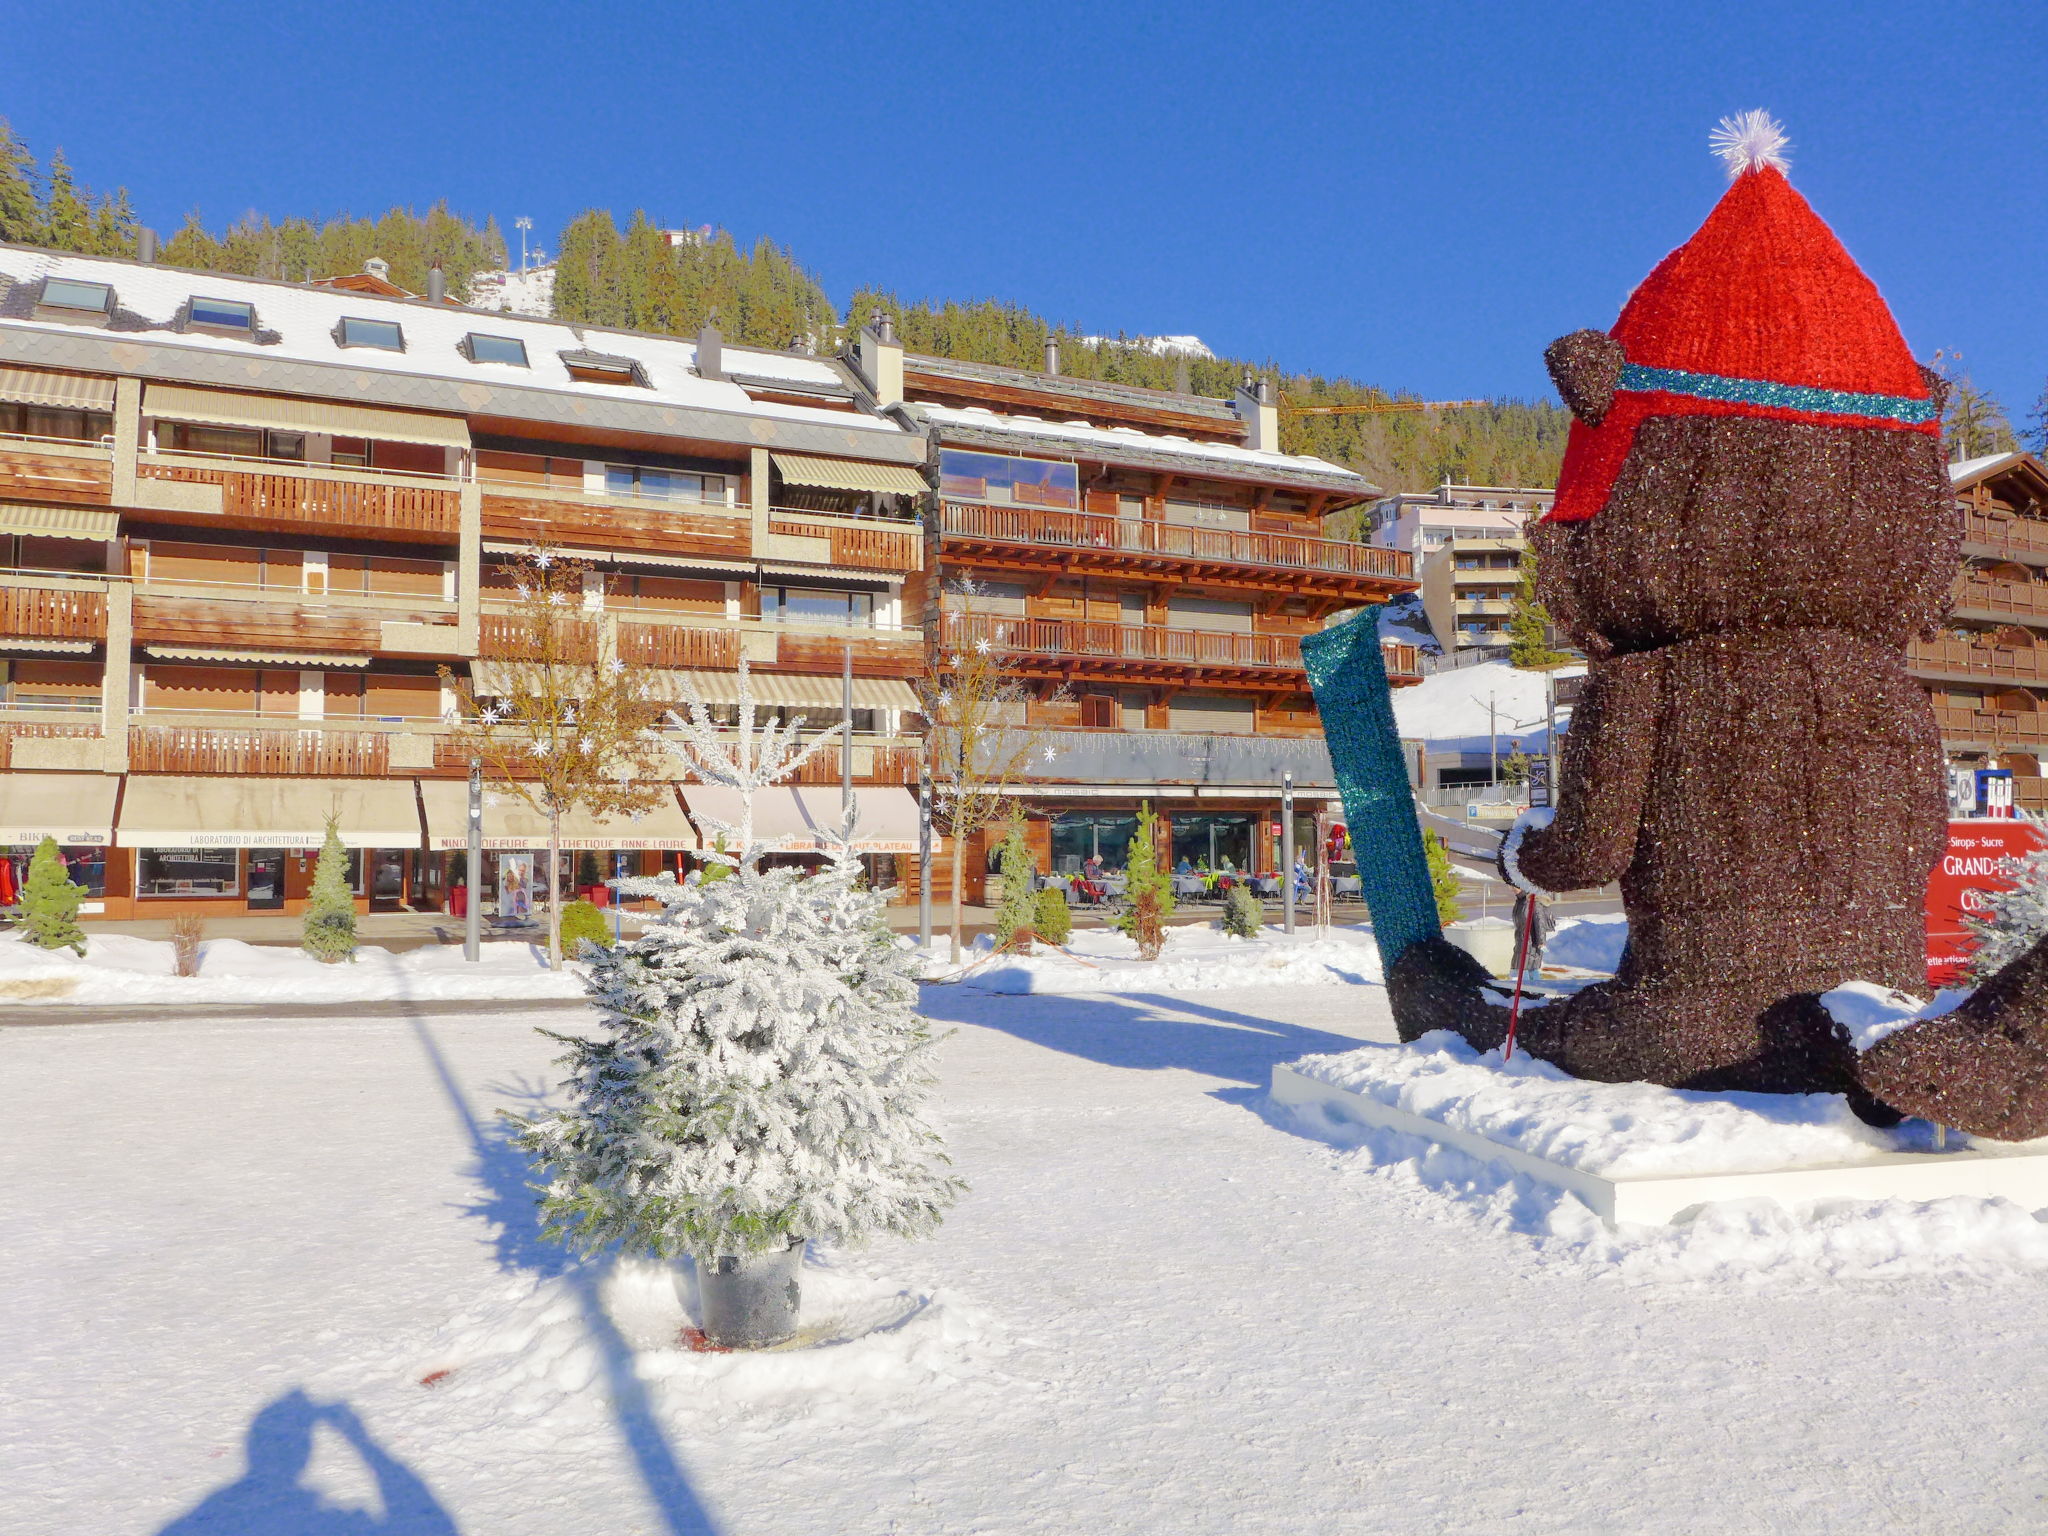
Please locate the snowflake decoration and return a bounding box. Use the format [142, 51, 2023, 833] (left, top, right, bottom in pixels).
[1042, 746, 1057, 763]
[974, 638, 991, 655]
[535, 550, 555, 568]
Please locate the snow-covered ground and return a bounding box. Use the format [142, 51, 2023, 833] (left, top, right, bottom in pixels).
[0, 931, 587, 1004]
[1393, 656, 1582, 753]
[9, 970, 2048, 1532]
[929, 920, 1382, 994]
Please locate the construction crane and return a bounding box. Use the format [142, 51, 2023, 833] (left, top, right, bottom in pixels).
[1281, 396, 1489, 417]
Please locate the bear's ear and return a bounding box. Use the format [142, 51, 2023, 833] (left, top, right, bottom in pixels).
[1918, 365, 1951, 419]
[1545, 330, 1626, 426]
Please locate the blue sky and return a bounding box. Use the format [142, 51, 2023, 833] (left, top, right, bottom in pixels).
[3, 1, 2042, 419]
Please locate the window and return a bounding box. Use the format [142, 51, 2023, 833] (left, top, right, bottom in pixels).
[156, 422, 304, 461]
[760, 586, 875, 626]
[465, 333, 529, 366]
[338, 316, 404, 351]
[330, 435, 369, 468]
[0, 402, 111, 443]
[187, 296, 255, 332]
[39, 277, 112, 313]
[937, 450, 1079, 510]
[138, 848, 240, 898]
[561, 352, 645, 386]
[603, 464, 728, 504]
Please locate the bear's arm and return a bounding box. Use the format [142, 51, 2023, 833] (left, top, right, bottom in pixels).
[1512, 652, 1660, 893]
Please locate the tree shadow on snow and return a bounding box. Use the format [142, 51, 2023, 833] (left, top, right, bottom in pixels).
[155, 1388, 459, 1535]
[917, 984, 1373, 1085]
[404, 1010, 723, 1536]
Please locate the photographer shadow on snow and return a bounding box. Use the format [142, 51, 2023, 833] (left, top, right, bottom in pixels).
[917, 983, 1375, 1085]
[155, 1388, 458, 1536]
[407, 1014, 723, 1536]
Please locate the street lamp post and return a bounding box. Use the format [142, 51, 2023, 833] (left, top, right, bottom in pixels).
[464, 757, 482, 962]
[1281, 770, 1296, 935]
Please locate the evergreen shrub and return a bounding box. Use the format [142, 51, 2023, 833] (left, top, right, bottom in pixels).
[301, 817, 358, 964]
[18, 836, 86, 954]
[1033, 885, 1072, 947]
[560, 898, 613, 953]
[1222, 883, 1264, 938]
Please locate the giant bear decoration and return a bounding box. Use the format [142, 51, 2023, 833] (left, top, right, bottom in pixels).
[1380, 115, 2048, 1139]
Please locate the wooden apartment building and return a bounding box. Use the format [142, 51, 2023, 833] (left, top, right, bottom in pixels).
[0, 245, 931, 918]
[845, 324, 1419, 893]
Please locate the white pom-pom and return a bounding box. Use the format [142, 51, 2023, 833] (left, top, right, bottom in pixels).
[1709, 110, 1791, 179]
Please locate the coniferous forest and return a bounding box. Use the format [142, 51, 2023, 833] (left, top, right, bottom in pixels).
[0, 118, 1576, 492]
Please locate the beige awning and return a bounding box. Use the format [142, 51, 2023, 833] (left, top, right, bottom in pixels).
[756, 563, 906, 584]
[0, 367, 115, 411]
[143, 383, 470, 450]
[481, 540, 753, 576]
[145, 646, 373, 667]
[117, 776, 424, 849]
[0, 504, 120, 541]
[771, 454, 928, 497]
[647, 670, 918, 711]
[0, 772, 118, 847]
[1, 638, 95, 654]
[681, 784, 921, 853]
[417, 780, 699, 850]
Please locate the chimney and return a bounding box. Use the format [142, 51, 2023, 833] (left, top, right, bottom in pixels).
[135, 227, 157, 265]
[426, 263, 446, 304]
[364, 256, 390, 281]
[853, 309, 904, 408]
[1233, 372, 1279, 453]
[1044, 337, 1061, 376]
[697, 323, 723, 381]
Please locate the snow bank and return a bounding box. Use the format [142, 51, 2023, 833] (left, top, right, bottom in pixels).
[941, 922, 1383, 994]
[1391, 658, 1579, 751]
[0, 931, 586, 1005]
[1542, 912, 1626, 973]
[406, 1253, 1010, 1423]
[1276, 1031, 2048, 1284]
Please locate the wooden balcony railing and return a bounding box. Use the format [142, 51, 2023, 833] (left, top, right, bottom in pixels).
[128, 724, 393, 776]
[0, 438, 114, 505]
[787, 743, 920, 785]
[1953, 576, 2048, 621]
[1908, 634, 2048, 684]
[0, 585, 106, 640]
[1930, 704, 2048, 747]
[768, 516, 922, 571]
[480, 485, 752, 562]
[1961, 509, 2048, 560]
[771, 628, 922, 675]
[616, 623, 742, 669]
[478, 613, 600, 662]
[945, 613, 1303, 671]
[938, 500, 1412, 582]
[139, 460, 461, 538]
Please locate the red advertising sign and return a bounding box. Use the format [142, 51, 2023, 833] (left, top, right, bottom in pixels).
[1926, 818, 2045, 987]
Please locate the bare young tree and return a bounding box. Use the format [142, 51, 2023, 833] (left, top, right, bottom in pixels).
[442, 546, 673, 967]
[921, 579, 1060, 964]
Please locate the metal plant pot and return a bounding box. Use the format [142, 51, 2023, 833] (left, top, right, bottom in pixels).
[692, 1239, 804, 1349]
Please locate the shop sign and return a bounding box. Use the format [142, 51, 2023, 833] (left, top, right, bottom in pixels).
[1927, 817, 2045, 987]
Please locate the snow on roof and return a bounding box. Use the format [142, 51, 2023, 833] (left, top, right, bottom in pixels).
[1392, 658, 1582, 750]
[913, 402, 1366, 482]
[0, 247, 899, 438]
[1949, 451, 2025, 485]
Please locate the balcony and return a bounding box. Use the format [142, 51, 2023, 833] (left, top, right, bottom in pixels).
[0, 717, 103, 769]
[1952, 575, 2048, 625]
[764, 511, 922, 572]
[122, 708, 454, 775]
[601, 607, 923, 676]
[936, 500, 1412, 594]
[1930, 703, 2048, 748]
[1961, 508, 2048, 564]
[0, 575, 108, 642]
[137, 453, 461, 542]
[0, 433, 113, 505]
[1382, 641, 1421, 682]
[944, 612, 1303, 685]
[1908, 634, 2048, 686]
[134, 578, 458, 656]
[479, 479, 752, 563]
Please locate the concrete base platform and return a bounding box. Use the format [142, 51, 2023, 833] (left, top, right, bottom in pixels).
[1272, 1062, 2048, 1227]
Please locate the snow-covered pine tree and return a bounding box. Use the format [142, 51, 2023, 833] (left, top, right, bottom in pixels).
[515, 663, 962, 1262]
[18, 836, 86, 954]
[1222, 882, 1263, 938]
[1964, 836, 2048, 982]
[301, 816, 357, 963]
[994, 826, 1038, 954]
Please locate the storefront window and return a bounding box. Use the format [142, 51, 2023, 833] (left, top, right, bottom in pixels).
[3, 846, 105, 900]
[1050, 814, 1137, 873]
[138, 848, 240, 897]
[1170, 814, 1254, 873]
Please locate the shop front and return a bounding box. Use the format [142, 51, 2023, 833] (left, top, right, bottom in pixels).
[679, 783, 923, 895]
[0, 772, 118, 915]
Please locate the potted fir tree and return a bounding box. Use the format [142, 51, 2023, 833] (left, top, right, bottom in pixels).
[515, 666, 962, 1348]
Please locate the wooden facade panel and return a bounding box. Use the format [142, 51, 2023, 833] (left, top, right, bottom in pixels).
[483, 492, 751, 561]
[132, 594, 387, 652]
[767, 518, 921, 572]
[128, 725, 393, 776]
[770, 631, 922, 676]
[0, 722, 101, 769]
[616, 623, 741, 669]
[0, 585, 106, 639]
[0, 447, 113, 505]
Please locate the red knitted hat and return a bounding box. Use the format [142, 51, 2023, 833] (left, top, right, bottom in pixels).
[1547, 113, 1937, 523]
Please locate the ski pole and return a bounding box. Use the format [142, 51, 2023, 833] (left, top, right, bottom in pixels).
[1502, 894, 1537, 1061]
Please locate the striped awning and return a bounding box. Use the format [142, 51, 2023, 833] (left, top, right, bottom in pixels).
[116, 776, 423, 850]
[0, 367, 115, 411]
[771, 453, 928, 497]
[0, 638, 95, 654]
[0, 504, 120, 541]
[650, 670, 917, 711]
[481, 540, 754, 576]
[145, 646, 373, 667]
[143, 383, 470, 450]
